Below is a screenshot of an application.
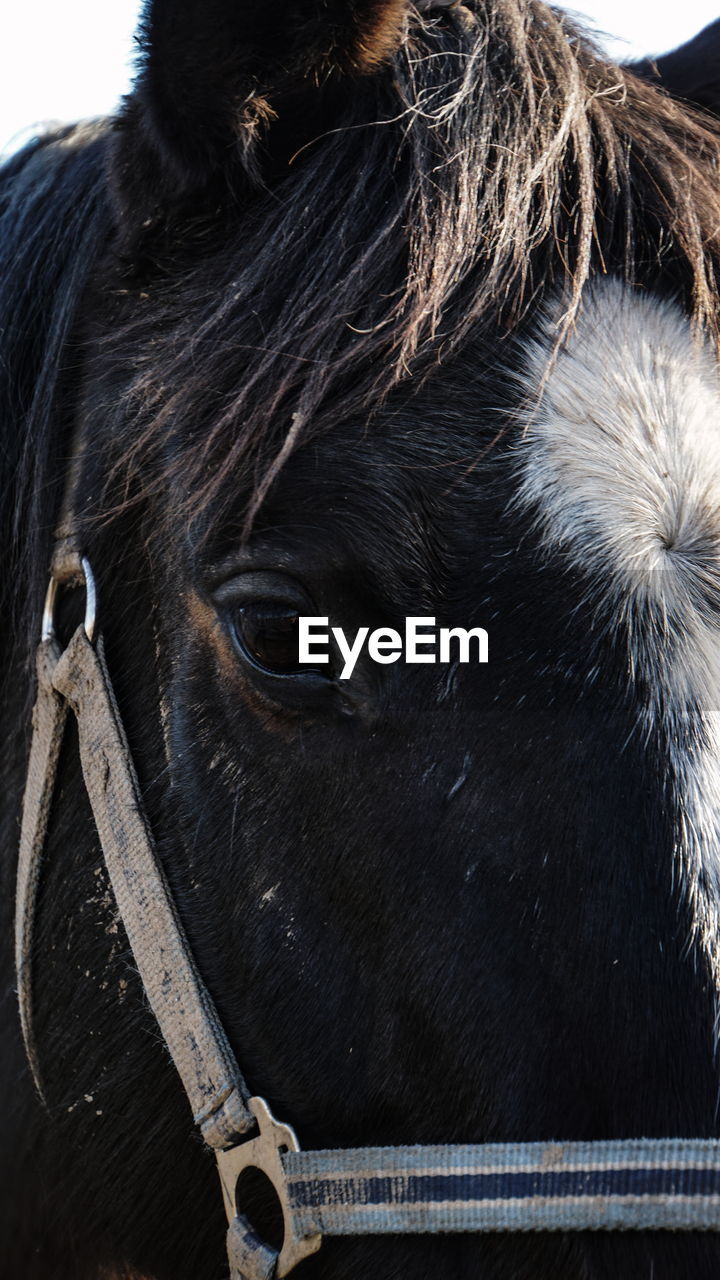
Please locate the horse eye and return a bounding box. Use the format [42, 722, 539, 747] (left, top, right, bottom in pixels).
[233, 602, 308, 675]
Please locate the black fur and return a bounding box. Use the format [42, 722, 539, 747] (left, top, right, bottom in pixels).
[3, 3, 720, 1278]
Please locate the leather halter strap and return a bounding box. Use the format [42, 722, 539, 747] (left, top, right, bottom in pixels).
[16, 554, 253, 1149]
[16, 552, 720, 1280]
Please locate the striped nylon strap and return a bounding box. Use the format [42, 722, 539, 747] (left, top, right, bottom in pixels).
[215, 1097, 720, 1279]
[285, 1136, 720, 1236]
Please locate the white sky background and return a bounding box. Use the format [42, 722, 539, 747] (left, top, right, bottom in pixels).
[1, 1, 719, 158]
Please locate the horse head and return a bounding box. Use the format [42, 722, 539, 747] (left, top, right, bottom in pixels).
[3, 3, 720, 1278]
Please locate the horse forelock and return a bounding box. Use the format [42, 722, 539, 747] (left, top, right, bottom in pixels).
[89, 1, 720, 540]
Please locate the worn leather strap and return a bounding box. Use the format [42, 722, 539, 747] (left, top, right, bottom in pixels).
[16, 625, 254, 1147]
[15, 639, 68, 1097]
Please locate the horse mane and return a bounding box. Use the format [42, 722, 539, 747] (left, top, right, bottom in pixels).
[3, 2, 720, 559]
[0, 121, 111, 644]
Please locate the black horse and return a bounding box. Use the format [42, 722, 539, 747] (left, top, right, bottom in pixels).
[3, 3, 720, 1277]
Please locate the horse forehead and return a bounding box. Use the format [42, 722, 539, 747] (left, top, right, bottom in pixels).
[517, 278, 720, 597]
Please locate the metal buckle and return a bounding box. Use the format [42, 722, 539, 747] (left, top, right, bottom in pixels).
[217, 1097, 322, 1279]
[41, 555, 97, 644]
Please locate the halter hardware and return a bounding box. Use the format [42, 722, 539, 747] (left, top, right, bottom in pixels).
[41, 552, 97, 644]
[217, 1097, 321, 1279]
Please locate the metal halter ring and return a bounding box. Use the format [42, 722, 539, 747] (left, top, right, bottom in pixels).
[216, 1097, 322, 1279]
[41, 555, 97, 644]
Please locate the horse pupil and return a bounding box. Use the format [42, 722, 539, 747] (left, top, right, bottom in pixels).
[238, 604, 300, 672]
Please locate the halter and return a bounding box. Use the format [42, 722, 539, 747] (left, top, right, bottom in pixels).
[16, 546, 720, 1280]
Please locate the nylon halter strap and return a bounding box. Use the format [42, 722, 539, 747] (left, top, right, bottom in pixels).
[15, 550, 720, 1280]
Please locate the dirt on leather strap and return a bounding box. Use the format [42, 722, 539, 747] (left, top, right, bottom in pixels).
[16, 624, 253, 1149]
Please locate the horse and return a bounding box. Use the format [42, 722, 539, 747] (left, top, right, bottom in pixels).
[3, 2, 720, 1277]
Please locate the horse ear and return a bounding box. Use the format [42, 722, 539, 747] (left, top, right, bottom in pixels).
[629, 19, 720, 120]
[112, 0, 409, 217]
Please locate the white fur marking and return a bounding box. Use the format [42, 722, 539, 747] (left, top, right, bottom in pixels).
[516, 279, 720, 1002]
